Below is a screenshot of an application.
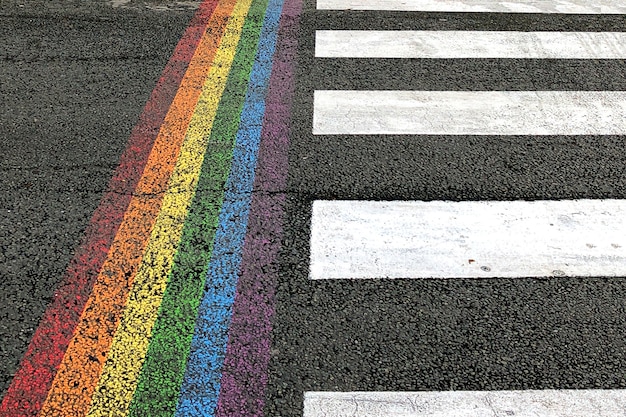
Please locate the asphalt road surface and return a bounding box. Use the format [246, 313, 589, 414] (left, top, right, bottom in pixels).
[2, 0, 626, 416]
[0, 0, 197, 397]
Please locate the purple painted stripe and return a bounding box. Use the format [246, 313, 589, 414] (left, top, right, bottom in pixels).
[214, 0, 302, 414]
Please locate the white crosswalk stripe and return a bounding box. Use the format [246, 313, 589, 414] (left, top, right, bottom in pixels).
[310, 200, 626, 279]
[316, 0, 626, 14]
[305, 0, 626, 415]
[315, 30, 626, 59]
[313, 90, 626, 135]
[305, 390, 626, 417]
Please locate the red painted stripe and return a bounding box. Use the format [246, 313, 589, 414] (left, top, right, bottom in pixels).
[0, 2, 217, 415]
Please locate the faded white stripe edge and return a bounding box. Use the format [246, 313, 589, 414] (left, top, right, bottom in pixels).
[304, 390, 626, 416]
[316, 0, 626, 14]
[310, 199, 626, 279]
[315, 31, 626, 59]
[313, 91, 626, 135]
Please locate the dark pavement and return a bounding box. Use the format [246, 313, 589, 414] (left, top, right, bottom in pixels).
[0, 0, 196, 394]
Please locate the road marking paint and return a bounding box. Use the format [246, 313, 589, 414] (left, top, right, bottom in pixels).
[213, 0, 302, 414]
[169, 0, 286, 414]
[310, 199, 626, 279]
[316, 0, 626, 14]
[123, 0, 275, 414]
[0, 3, 218, 416]
[85, 0, 256, 414]
[313, 90, 626, 135]
[316, 30, 626, 59]
[36, 0, 237, 414]
[127, 8, 268, 417]
[304, 390, 626, 416]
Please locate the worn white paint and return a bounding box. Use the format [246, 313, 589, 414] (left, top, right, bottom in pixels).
[309, 199, 626, 279]
[316, 0, 626, 14]
[304, 390, 626, 416]
[313, 90, 626, 135]
[316, 30, 626, 59]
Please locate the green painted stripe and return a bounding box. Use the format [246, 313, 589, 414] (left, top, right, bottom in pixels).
[127, 0, 270, 415]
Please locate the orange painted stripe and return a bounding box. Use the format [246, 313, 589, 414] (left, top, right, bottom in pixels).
[37, 1, 238, 415]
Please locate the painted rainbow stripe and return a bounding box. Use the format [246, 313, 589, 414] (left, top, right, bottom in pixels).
[0, 0, 301, 414]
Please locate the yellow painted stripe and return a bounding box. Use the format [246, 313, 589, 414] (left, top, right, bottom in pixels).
[84, 0, 255, 415]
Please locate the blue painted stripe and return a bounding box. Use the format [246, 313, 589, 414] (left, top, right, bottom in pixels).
[174, 0, 285, 414]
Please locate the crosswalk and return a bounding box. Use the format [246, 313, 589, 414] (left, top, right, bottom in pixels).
[265, 0, 626, 415]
